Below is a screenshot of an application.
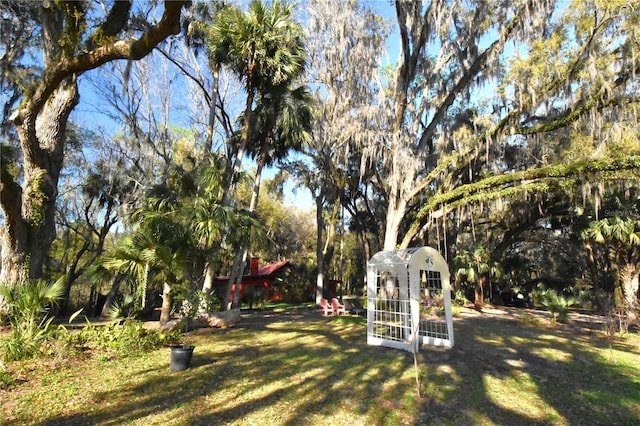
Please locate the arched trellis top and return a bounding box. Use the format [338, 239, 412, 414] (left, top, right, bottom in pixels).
[368, 247, 451, 279]
[367, 250, 406, 274]
[367, 246, 454, 352]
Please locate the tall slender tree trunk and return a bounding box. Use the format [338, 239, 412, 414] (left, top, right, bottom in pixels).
[619, 264, 639, 320]
[222, 90, 254, 207]
[474, 276, 487, 308]
[200, 64, 221, 307]
[225, 153, 265, 310]
[60, 240, 89, 314]
[360, 229, 371, 294]
[221, 91, 255, 310]
[204, 64, 220, 154]
[200, 262, 217, 311]
[141, 262, 149, 310]
[225, 250, 248, 310]
[323, 202, 338, 271]
[315, 192, 325, 304]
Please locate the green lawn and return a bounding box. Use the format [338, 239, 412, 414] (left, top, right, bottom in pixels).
[2, 306, 639, 425]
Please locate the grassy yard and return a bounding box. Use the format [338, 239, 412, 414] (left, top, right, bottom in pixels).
[1, 305, 639, 425]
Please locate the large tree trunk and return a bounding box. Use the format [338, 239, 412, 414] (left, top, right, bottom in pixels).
[382, 167, 400, 253]
[0, 0, 187, 299]
[1, 78, 78, 284]
[384, 195, 408, 251]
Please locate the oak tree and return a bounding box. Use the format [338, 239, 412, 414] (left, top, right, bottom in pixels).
[0, 1, 189, 286]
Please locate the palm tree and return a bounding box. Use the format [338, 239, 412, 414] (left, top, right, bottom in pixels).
[103, 201, 190, 325]
[94, 242, 141, 319]
[583, 217, 640, 320]
[207, 0, 307, 309]
[248, 86, 313, 208]
[227, 85, 313, 307]
[0, 277, 66, 361]
[103, 153, 259, 321]
[102, 156, 201, 324]
[454, 246, 502, 307]
[180, 152, 264, 307]
[207, 0, 307, 206]
[188, 156, 236, 299]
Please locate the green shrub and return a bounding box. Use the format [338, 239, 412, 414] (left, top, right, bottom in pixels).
[535, 288, 578, 323]
[1, 276, 181, 362]
[453, 289, 469, 306]
[66, 320, 181, 357]
[0, 277, 64, 362]
[451, 304, 462, 317]
[2, 316, 57, 362]
[107, 294, 138, 320]
[0, 361, 16, 389]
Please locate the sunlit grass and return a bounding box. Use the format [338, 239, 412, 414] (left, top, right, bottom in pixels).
[476, 335, 506, 345]
[484, 373, 564, 423]
[531, 347, 573, 362]
[2, 307, 639, 425]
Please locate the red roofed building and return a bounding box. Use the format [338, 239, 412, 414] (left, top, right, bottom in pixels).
[212, 257, 293, 305]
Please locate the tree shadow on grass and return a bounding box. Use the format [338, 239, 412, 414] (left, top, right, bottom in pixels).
[418, 310, 640, 425]
[20, 308, 640, 425]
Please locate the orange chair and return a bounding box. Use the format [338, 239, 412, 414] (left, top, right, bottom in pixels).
[320, 298, 334, 315]
[331, 298, 346, 315]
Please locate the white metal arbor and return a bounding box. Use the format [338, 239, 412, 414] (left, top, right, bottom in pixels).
[367, 246, 454, 352]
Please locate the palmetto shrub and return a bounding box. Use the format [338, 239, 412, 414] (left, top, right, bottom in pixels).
[536, 288, 578, 323]
[0, 277, 64, 362]
[1, 277, 181, 363]
[107, 294, 138, 320]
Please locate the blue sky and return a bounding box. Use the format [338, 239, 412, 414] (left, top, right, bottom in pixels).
[67, 1, 403, 212]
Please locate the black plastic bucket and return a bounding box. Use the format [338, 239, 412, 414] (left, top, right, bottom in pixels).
[170, 345, 195, 371]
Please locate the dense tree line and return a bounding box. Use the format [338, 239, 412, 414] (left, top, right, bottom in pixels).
[1, 0, 639, 323]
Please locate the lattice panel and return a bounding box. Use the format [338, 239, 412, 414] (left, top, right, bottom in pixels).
[418, 269, 450, 341]
[370, 299, 411, 343]
[368, 272, 411, 343]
